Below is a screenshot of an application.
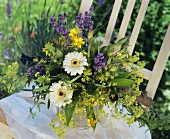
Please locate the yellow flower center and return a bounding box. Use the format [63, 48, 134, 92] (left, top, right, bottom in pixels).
[71, 58, 80, 67]
[57, 89, 66, 99]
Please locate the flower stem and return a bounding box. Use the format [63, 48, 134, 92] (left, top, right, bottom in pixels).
[69, 74, 81, 84]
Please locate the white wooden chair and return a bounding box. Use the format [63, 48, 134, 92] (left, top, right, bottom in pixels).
[80, 0, 170, 99]
[0, 109, 16, 139]
[0, 0, 170, 138]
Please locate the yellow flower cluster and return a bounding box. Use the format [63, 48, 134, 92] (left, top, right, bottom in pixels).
[42, 42, 54, 56]
[0, 62, 19, 93]
[69, 28, 85, 48]
[50, 109, 77, 139]
[81, 68, 92, 82]
[88, 118, 97, 127]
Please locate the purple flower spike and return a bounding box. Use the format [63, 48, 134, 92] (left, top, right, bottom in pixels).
[34, 63, 46, 76]
[3, 54, 10, 59]
[89, 5, 94, 11]
[50, 14, 69, 39]
[60, 0, 65, 4]
[64, 41, 71, 48]
[97, 0, 106, 7]
[0, 34, 4, 39]
[58, 14, 65, 21]
[93, 52, 107, 75]
[50, 17, 56, 22]
[6, 1, 12, 18]
[27, 68, 34, 75]
[76, 5, 94, 38]
[34, 64, 39, 70]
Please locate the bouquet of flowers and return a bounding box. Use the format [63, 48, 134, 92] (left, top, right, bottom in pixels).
[20, 5, 152, 139]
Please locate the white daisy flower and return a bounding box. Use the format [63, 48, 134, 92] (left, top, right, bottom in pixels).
[63, 51, 88, 76]
[49, 81, 73, 107]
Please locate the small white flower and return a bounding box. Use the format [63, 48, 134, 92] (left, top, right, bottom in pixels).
[96, 36, 105, 42]
[49, 81, 73, 107]
[63, 51, 88, 76]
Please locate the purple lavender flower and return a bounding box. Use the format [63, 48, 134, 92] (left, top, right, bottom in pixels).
[6, 1, 12, 18]
[27, 68, 34, 75]
[7, 36, 15, 43]
[64, 41, 71, 48]
[60, 0, 65, 4]
[76, 6, 94, 38]
[34, 63, 46, 76]
[93, 52, 107, 75]
[89, 5, 94, 11]
[50, 14, 70, 39]
[34, 63, 40, 70]
[50, 17, 56, 23]
[3, 48, 15, 60]
[0, 34, 4, 39]
[97, 0, 106, 7]
[3, 54, 10, 59]
[58, 14, 65, 21]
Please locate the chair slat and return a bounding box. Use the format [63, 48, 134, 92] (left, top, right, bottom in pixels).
[139, 68, 152, 80]
[116, 0, 136, 42]
[79, 0, 93, 15]
[102, 0, 123, 46]
[146, 24, 170, 99]
[128, 0, 150, 55]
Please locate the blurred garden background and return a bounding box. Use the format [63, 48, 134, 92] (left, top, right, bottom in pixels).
[0, 0, 170, 138]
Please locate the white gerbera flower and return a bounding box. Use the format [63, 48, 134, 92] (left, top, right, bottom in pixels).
[63, 51, 88, 76]
[49, 81, 73, 107]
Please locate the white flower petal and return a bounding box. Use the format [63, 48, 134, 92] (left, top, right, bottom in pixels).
[63, 51, 88, 76]
[49, 81, 73, 107]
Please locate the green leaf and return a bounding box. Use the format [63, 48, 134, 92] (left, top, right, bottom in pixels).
[34, 77, 46, 84]
[101, 37, 128, 55]
[88, 30, 94, 39]
[117, 72, 131, 78]
[55, 49, 63, 58]
[46, 44, 55, 53]
[88, 41, 92, 59]
[116, 37, 129, 45]
[36, 102, 46, 111]
[33, 85, 49, 92]
[97, 44, 104, 54]
[91, 110, 96, 132]
[111, 78, 135, 87]
[65, 97, 78, 126]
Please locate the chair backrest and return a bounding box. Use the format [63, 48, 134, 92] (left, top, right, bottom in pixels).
[79, 0, 170, 99]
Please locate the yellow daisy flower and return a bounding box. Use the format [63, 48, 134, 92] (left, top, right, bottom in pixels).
[73, 37, 85, 48]
[69, 28, 80, 39]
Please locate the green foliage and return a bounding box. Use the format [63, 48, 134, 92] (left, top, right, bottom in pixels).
[111, 78, 135, 87]
[91, 0, 170, 138]
[65, 97, 78, 126]
[136, 108, 170, 132]
[0, 62, 26, 98]
[18, 0, 80, 58]
[0, 0, 80, 98]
